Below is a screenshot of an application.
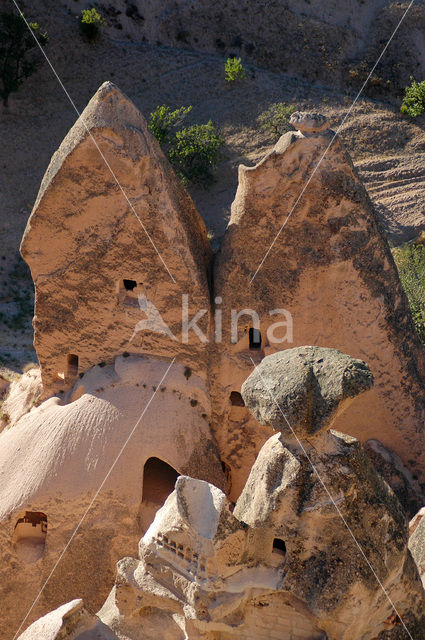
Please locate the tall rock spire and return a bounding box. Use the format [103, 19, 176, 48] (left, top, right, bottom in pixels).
[21, 82, 212, 396]
[212, 111, 425, 501]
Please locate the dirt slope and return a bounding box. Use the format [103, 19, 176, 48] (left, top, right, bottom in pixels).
[64, 0, 425, 99]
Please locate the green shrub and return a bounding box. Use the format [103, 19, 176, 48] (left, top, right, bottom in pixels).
[393, 242, 425, 342]
[148, 104, 192, 145]
[257, 103, 295, 139]
[168, 121, 224, 185]
[149, 105, 224, 186]
[225, 57, 246, 82]
[400, 77, 425, 118]
[79, 8, 106, 41]
[0, 12, 47, 107]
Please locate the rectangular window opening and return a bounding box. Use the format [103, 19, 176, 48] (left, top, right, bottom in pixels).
[67, 354, 79, 377]
[249, 328, 262, 349]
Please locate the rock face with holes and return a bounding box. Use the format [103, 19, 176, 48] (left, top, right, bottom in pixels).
[20, 81, 212, 398]
[28, 347, 424, 640]
[231, 429, 425, 640]
[101, 348, 423, 640]
[234, 348, 425, 639]
[98, 475, 328, 640]
[8, 85, 425, 639]
[212, 110, 425, 504]
[0, 355, 224, 640]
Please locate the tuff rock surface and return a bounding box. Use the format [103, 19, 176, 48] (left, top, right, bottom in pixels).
[23, 348, 425, 640]
[17, 599, 118, 640]
[20, 81, 211, 397]
[97, 456, 423, 637]
[0, 355, 224, 640]
[409, 509, 425, 589]
[212, 110, 425, 502]
[6, 84, 425, 639]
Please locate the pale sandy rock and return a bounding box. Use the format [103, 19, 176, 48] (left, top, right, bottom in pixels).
[95, 348, 425, 639]
[174, 476, 228, 538]
[233, 348, 425, 637]
[21, 361, 425, 639]
[99, 476, 305, 639]
[233, 429, 425, 639]
[233, 433, 301, 530]
[212, 111, 425, 504]
[17, 599, 119, 640]
[410, 506, 425, 536]
[7, 81, 425, 640]
[100, 444, 425, 639]
[20, 81, 212, 398]
[409, 513, 425, 589]
[140, 475, 245, 577]
[0, 355, 224, 640]
[1, 368, 42, 428]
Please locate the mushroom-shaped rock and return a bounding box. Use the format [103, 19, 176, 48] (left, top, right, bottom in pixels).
[289, 111, 329, 134]
[241, 346, 373, 438]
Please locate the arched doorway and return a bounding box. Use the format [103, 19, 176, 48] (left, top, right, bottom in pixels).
[140, 457, 179, 532]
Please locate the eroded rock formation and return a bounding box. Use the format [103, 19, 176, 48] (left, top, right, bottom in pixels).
[409, 507, 425, 590]
[17, 599, 117, 640]
[236, 347, 425, 638]
[21, 347, 425, 639]
[20, 81, 212, 397]
[0, 356, 224, 640]
[5, 89, 425, 639]
[212, 111, 425, 502]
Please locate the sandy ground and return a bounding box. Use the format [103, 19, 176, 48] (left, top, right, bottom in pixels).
[1, 0, 425, 373]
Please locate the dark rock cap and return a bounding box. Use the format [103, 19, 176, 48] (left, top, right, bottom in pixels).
[289, 111, 329, 134]
[241, 346, 373, 438]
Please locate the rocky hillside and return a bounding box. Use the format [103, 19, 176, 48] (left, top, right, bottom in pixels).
[66, 0, 425, 100]
[1, 0, 425, 372]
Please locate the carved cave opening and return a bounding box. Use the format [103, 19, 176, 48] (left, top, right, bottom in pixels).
[249, 327, 262, 349]
[230, 391, 245, 406]
[272, 538, 286, 557]
[67, 354, 79, 378]
[140, 458, 180, 531]
[120, 278, 144, 308]
[13, 511, 47, 564]
[123, 279, 137, 291]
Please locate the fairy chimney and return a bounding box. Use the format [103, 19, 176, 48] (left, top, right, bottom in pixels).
[212, 111, 425, 501]
[20, 82, 212, 397]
